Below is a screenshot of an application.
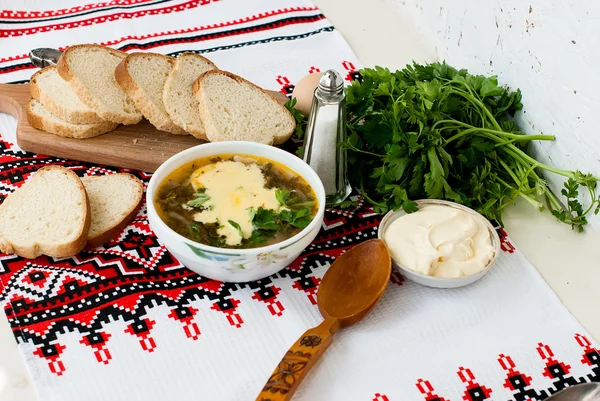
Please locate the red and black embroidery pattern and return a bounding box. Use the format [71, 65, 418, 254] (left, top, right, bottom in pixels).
[3, 132, 597, 401]
[0, 0, 216, 38]
[0, 134, 384, 375]
[1, 0, 165, 21]
[0, 6, 319, 64]
[0, 10, 331, 80]
[414, 338, 600, 401]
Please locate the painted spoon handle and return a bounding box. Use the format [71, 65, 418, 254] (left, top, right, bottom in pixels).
[256, 317, 339, 401]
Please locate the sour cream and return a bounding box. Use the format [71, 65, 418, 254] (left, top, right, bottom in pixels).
[191, 160, 281, 246]
[383, 205, 495, 278]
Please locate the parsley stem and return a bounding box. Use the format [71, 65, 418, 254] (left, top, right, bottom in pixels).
[544, 190, 563, 213]
[344, 140, 383, 158]
[521, 163, 541, 192]
[498, 158, 521, 186]
[348, 112, 369, 127]
[496, 176, 543, 209]
[435, 119, 556, 143]
[494, 138, 521, 147]
[581, 186, 598, 216]
[431, 119, 469, 130]
[504, 144, 593, 180]
[446, 86, 503, 131]
[518, 192, 544, 209]
[487, 131, 554, 141]
[359, 178, 387, 209]
[501, 147, 551, 189]
[442, 124, 555, 144]
[445, 79, 476, 97]
[443, 127, 484, 143]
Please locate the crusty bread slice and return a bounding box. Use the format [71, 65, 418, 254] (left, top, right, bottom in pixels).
[192, 70, 295, 145]
[163, 52, 217, 140]
[115, 52, 186, 134]
[57, 44, 142, 125]
[26, 99, 118, 139]
[30, 66, 104, 124]
[0, 166, 90, 259]
[81, 174, 144, 249]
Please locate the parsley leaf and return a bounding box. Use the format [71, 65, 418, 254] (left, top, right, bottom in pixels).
[275, 188, 315, 211]
[284, 98, 307, 139]
[247, 207, 256, 222]
[402, 200, 419, 213]
[423, 148, 445, 199]
[228, 220, 244, 238]
[275, 189, 290, 207]
[479, 76, 504, 98]
[187, 191, 210, 208]
[252, 207, 279, 231]
[247, 230, 267, 246]
[279, 207, 312, 229]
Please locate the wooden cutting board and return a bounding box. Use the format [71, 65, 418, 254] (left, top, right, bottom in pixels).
[0, 83, 289, 172]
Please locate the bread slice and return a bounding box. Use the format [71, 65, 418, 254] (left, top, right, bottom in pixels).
[192, 70, 295, 145]
[27, 98, 118, 139]
[81, 174, 144, 249]
[115, 53, 186, 134]
[0, 166, 90, 259]
[163, 52, 217, 140]
[30, 66, 104, 124]
[57, 44, 142, 125]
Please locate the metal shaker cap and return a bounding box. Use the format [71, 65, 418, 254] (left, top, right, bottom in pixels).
[317, 69, 344, 96]
[29, 48, 63, 68]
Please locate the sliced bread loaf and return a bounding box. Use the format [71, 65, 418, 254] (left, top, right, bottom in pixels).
[0, 166, 90, 259]
[192, 70, 295, 145]
[115, 53, 185, 134]
[27, 99, 118, 139]
[57, 44, 142, 125]
[30, 66, 104, 124]
[81, 173, 144, 249]
[163, 52, 217, 140]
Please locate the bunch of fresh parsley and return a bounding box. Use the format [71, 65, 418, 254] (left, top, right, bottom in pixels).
[287, 62, 600, 231]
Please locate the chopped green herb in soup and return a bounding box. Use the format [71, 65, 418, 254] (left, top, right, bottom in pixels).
[155, 154, 317, 249]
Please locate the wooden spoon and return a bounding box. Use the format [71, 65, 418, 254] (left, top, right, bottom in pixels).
[256, 238, 391, 400]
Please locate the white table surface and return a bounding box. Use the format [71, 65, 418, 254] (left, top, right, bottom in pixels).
[1, 1, 599, 399]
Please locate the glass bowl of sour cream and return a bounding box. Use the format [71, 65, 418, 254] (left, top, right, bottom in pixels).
[377, 199, 500, 289]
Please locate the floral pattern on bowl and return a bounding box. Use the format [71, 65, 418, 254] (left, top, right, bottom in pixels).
[185, 244, 289, 270]
[174, 223, 318, 277]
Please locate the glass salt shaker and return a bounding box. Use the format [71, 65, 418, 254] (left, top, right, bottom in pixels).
[301, 69, 352, 207]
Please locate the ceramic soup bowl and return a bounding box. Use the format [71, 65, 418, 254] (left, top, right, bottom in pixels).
[146, 141, 326, 283]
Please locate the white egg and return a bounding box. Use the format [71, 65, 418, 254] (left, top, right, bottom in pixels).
[291, 72, 323, 116]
